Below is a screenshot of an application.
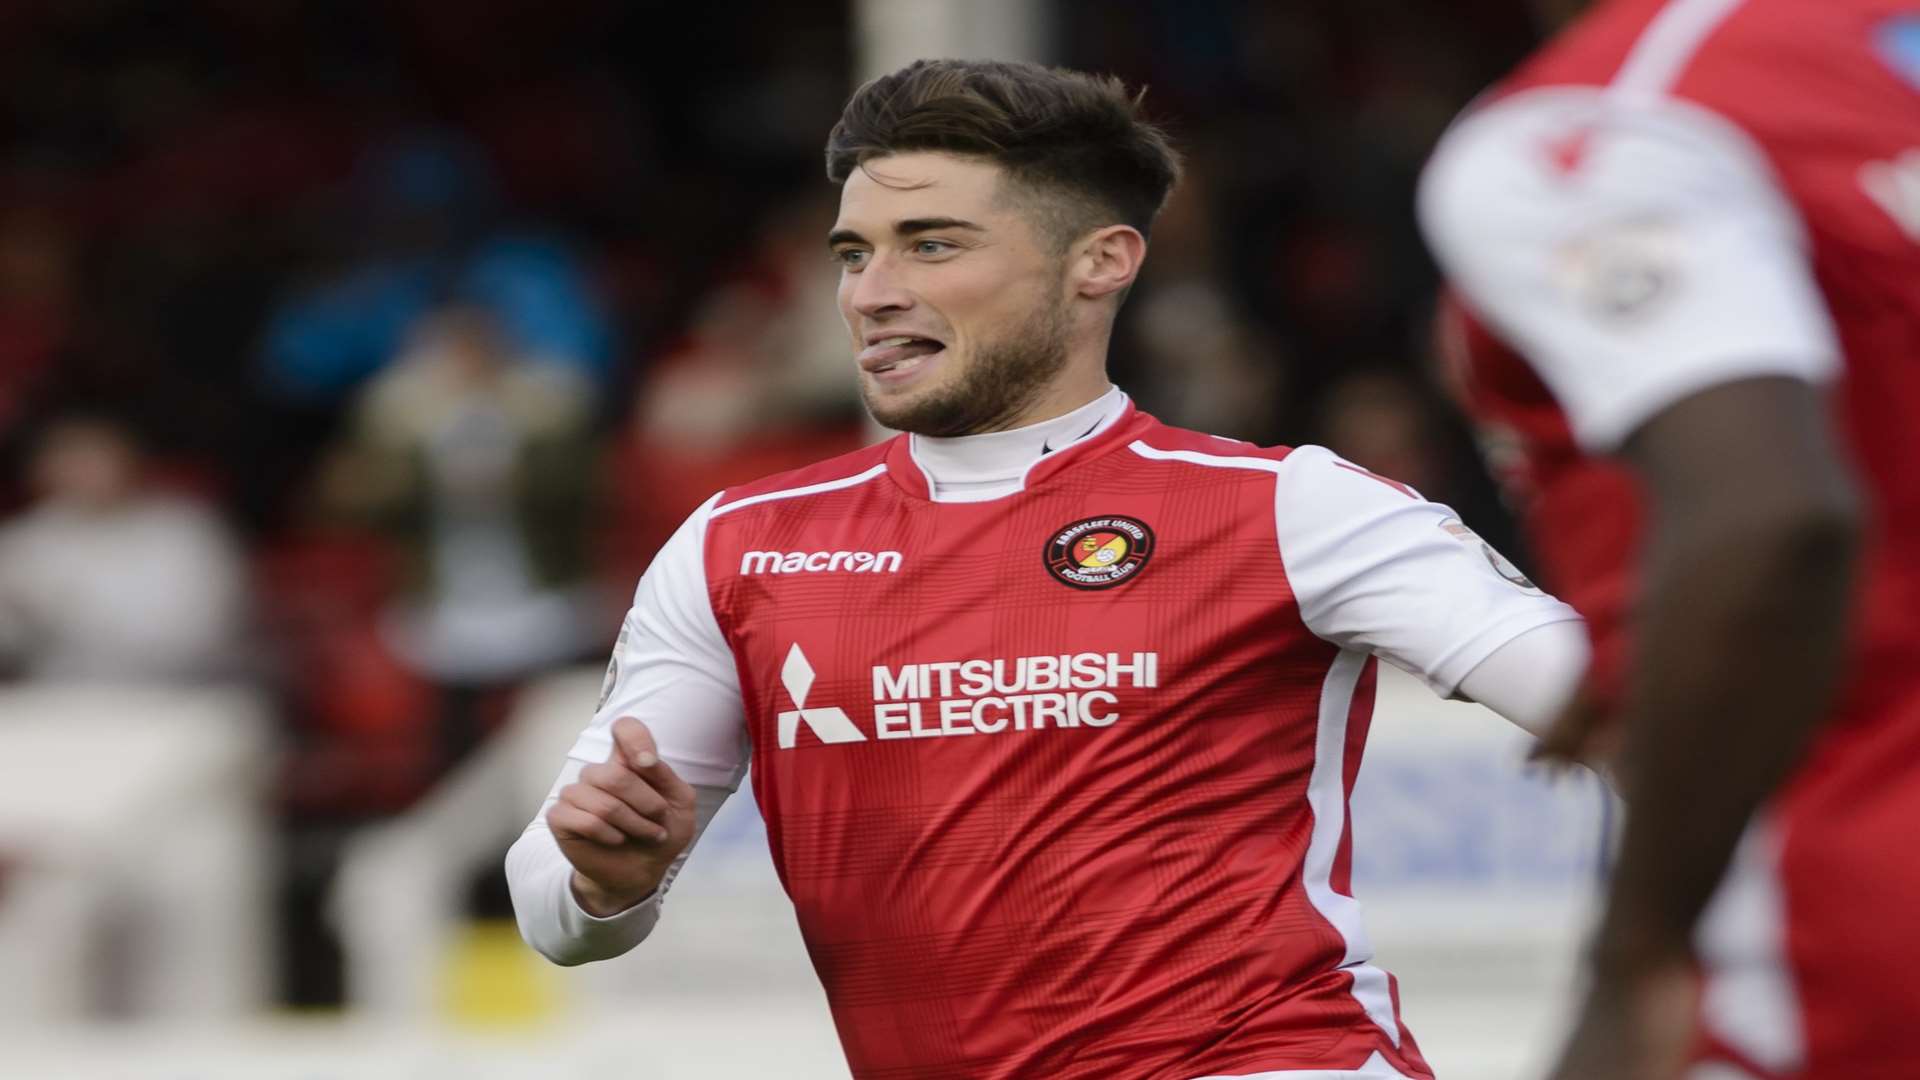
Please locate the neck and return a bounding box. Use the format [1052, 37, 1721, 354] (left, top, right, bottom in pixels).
[990, 375, 1111, 433]
[908, 385, 1127, 503]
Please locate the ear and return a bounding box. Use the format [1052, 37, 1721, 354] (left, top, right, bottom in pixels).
[1069, 225, 1147, 301]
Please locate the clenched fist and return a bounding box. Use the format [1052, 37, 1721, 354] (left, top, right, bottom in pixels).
[547, 717, 699, 916]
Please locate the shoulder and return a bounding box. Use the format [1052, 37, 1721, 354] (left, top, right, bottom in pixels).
[1421, 87, 1783, 241]
[1121, 425, 1426, 516]
[1420, 83, 1836, 452]
[1122, 418, 1296, 473]
[1123, 426, 1409, 498]
[708, 438, 895, 521]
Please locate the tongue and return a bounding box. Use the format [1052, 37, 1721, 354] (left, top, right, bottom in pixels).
[865, 339, 943, 367]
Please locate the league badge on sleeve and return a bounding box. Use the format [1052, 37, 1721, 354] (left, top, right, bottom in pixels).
[1438, 516, 1544, 595]
[1044, 515, 1155, 589]
[1552, 218, 1681, 324]
[597, 625, 629, 711]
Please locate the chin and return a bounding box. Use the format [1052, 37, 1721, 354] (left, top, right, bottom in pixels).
[863, 384, 973, 437]
[861, 376, 937, 430]
[864, 398, 931, 435]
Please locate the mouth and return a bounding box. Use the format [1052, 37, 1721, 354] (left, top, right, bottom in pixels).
[858, 335, 947, 379]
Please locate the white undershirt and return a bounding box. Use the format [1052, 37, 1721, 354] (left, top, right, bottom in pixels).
[908, 385, 1129, 502]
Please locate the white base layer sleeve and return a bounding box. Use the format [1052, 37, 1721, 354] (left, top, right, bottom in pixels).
[505, 775, 732, 966]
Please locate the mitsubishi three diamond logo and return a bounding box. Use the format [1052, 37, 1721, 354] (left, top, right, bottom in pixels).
[776, 643, 867, 749]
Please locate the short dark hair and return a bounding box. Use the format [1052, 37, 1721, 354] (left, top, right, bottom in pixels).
[825, 59, 1182, 251]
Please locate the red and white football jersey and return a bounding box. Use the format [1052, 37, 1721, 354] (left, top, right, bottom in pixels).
[510, 389, 1577, 1080]
[1421, 2, 1920, 1077]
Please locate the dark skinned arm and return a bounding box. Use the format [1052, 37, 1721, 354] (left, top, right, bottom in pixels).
[1592, 374, 1861, 977]
[1542, 375, 1861, 1080]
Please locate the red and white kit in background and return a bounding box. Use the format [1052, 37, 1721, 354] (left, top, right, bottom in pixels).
[1421, 1, 1920, 1077]
[507, 387, 1582, 1080]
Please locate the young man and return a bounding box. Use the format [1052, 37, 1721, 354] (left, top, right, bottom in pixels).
[510, 60, 1588, 1080]
[1420, 2, 1920, 1078]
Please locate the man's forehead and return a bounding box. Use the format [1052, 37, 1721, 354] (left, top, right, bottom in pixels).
[835, 153, 1005, 222]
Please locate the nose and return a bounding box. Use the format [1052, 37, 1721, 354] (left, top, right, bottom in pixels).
[846, 254, 914, 320]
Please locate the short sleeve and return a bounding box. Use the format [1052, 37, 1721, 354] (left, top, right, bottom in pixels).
[570, 492, 750, 790]
[1419, 89, 1840, 452]
[1274, 445, 1582, 697]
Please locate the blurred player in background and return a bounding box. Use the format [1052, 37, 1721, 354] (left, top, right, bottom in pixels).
[1421, 1, 1920, 1077]
[508, 59, 1591, 1080]
[0, 414, 245, 682]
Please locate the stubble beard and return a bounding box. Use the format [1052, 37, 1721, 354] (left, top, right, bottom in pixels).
[862, 296, 1072, 438]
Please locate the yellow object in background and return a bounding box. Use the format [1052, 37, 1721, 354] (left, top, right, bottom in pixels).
[439, 919, 559, 1028]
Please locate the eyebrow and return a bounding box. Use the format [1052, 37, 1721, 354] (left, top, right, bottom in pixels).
[826, 217, 986, 249]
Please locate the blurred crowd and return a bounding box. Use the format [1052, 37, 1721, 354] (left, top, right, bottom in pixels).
[1073, 0, 1541, 532]
[0, 0, 1539, 1009]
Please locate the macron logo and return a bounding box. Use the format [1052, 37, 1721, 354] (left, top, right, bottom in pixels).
[776, 644, 867, 749]
[740, 550, 902, 576]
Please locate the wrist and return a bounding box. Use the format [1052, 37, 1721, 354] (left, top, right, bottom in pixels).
[570, 871, 657, 918]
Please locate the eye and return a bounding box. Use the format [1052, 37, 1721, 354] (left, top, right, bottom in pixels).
[833, 248, 869, 269]
[913, 239, 955, 257]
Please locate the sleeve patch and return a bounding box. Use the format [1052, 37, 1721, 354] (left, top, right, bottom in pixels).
[597, 624, 630, 710]
[1438, 515, 1545, 595]
[1552, 218, 1685, 324]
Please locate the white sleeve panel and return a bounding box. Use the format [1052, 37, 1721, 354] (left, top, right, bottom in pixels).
[506, 493, 750, 964]
[1275, 445, 1582, 697]
[1419, 89, 1840, 452]
[566, 492, 750, 790]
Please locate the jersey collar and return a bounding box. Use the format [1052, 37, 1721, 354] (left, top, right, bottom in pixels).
[883, 387, 1137, 501]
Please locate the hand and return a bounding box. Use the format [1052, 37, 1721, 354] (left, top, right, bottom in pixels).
[1530, 684, 1622, 772]
[1543, 957, 1698, 1080]
[546, 717, 699, 916]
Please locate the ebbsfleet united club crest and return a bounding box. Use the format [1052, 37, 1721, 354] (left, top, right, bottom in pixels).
[1044, 515, 1155, 590]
